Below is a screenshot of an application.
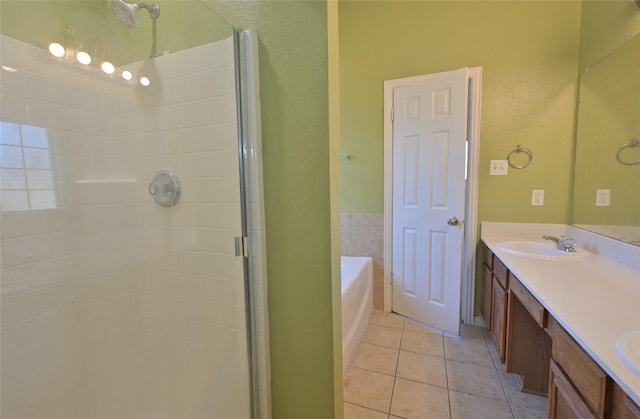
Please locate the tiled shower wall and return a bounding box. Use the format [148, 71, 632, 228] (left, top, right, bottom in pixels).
[1, 35, 251, 419]
[341, 213, 384, 309]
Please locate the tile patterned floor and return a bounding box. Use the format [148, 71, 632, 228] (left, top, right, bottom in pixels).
[343, 311, 548, 419]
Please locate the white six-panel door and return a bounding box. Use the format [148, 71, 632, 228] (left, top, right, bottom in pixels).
[391, 68, 468, 336]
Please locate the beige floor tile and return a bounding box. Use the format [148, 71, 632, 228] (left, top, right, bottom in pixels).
[396, 351, 447, 388]
[344, 402, 389, 419]
[344, 314, 550, 419]
[444, 337, 494, 367]
[370, 311, 405, 329]
[510, 404, 547, 419]
[503, 385, 548, 411]
[449, 390, 512, 419]
[390, 378, 450, 419]
[404, 319, 443, 336]
[363, 323, 403, 349]
[446, 359, 506, 401]
[496, 365, 548, 411]
[400, 330, 444, 357]
[350, 342, 399, 376]
[459, 323, 487, 343]
[344, 367, 394, 413]
[486, 333, 502, 363]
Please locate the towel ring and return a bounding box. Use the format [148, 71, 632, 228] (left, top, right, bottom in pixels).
[507, 145, 533, 169]
[616, 139, 640, 166]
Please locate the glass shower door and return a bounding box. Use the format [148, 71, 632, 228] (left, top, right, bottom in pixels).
[0, 1, 253, 418]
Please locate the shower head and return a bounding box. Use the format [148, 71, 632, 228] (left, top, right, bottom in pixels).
[109, 0, 160, 30]
[109, 0, 139, 29]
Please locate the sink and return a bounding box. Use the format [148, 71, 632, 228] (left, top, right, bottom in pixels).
[615, 331, 640, 377]
[496, 240, 590, 260]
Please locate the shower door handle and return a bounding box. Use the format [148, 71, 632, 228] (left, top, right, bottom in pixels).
[447, 217, 459, 226]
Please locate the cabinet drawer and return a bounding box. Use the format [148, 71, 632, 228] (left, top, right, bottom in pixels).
[549, 359, 598, 419]
[493, 257, 508, 289]
[483, 245, 494, 270]
[551, 321, 608, 418]
[509, 274, 544, 327]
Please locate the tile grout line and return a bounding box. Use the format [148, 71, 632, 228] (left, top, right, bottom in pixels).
[386, 316, 406, 416]
[443, 329, 453, 419]
[483, 329, 516, 418]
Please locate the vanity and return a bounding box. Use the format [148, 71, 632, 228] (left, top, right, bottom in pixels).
[481, 222, 640, 418]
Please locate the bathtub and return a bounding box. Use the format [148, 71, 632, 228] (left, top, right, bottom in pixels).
[341, 256, 374, 373]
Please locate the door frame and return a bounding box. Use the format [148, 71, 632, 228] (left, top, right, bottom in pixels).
[383, 67, 482, 326]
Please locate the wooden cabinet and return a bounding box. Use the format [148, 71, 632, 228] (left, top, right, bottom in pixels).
[506, 273, 552, 395]
[482, 263, 493, 331]
[549, 317, 608, 418]
[547, 315, 640, 419]
[549, 359, 599, 419]
[481, 245, 509, 362]
[481, 246, 494, 331]
[491, 277, 508, 361]
[481, 242, 640, 416]
[611, 382, 640, 419]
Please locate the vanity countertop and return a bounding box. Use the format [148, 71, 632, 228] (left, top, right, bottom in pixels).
[481, 223, 640, 407]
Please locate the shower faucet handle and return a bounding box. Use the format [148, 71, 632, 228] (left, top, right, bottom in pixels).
[149, 170, 181, 207]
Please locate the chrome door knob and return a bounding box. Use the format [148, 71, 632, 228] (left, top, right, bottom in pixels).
[447, 217, 459, 226]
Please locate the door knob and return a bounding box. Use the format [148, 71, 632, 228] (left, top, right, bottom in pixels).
[447, 217, 459, 226]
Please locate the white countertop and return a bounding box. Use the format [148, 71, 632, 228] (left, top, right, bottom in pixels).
[481, 223, 640, 406]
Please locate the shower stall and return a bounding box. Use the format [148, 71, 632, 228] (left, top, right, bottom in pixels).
[0, 1, 269, 418]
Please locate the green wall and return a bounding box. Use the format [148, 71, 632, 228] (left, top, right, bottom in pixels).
[339, 0, 582, 317]
[340, 1, 581, 223]
[571, 1, 640, 229]
[578, 0, 640, 72]
[0, 0, 231, 65]
[573, 33, 640, 227]
[204, 2, 337, 418]
[2, 1, 337, 418]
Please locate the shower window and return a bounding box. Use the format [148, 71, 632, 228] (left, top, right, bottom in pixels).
[0, 122, 57, 211]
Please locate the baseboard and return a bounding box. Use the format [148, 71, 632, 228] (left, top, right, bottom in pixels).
[472, 315, 487, 328]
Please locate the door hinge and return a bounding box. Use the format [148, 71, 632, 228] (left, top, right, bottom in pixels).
[234, 235, 248, 257]
[391, 108, 395, 121]
[390, 274, 395, 285]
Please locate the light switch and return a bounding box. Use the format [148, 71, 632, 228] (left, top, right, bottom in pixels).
[596, 189, 611, 206]
[531, 190, 544, 206]
[490, 160, 508, 176]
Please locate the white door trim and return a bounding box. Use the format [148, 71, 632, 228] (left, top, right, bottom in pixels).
[383, 68, 482, 325]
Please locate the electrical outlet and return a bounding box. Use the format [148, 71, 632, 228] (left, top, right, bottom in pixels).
[531, 190, 544, 206]
[596, 189, 611, 206]
[490, 160, 508, 176]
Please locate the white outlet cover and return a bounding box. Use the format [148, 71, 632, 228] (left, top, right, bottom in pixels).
[531, 189, 544, 206]
[490, 160, 508, 176]
[596, 189, 611, 207]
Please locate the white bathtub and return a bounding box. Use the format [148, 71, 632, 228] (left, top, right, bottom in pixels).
[341, 256, 373, 373]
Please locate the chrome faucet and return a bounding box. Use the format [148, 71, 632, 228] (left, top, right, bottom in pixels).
[543, 235, 576, 252]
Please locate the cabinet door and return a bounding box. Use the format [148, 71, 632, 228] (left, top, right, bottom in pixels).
[482, 263, 493, 331]
[611, 382, 640, 419]
[491, 278, 507, 362]
[549, 360, 598, 419]
[623, 396, 640, 419]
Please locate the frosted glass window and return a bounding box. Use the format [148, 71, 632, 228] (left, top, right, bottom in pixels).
[0, 121, 56, 211]
[0, 121, 21, 145]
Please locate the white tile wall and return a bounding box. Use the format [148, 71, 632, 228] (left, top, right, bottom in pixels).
[1, 34, 253, 418]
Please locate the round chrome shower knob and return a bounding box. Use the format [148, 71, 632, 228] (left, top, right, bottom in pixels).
[149, 170, 180, 207]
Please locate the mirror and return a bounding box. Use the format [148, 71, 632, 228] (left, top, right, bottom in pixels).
[571, 32, 640, 245]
